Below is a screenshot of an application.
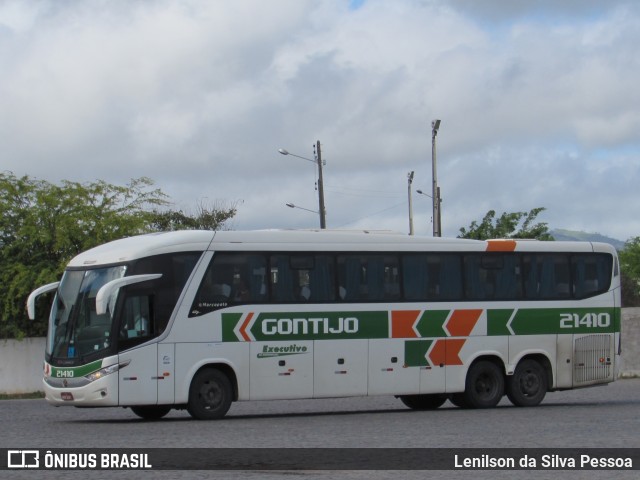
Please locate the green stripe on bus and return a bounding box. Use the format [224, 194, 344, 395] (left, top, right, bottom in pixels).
[415, 310, 449, 337]
[487, 309, 514, 336]
[50, 359, 103, 379]
[221, 313, 243, 341]
[222, 311, 389, 341]
[405, 339, 433, 367]
[221, 306, 621, 341]
[488, 307, 619, 335]
[251, 311, 389, 341]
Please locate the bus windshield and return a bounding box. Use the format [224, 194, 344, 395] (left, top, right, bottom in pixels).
[47, 266, 127, 360]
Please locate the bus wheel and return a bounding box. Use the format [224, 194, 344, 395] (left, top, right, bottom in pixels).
[130, 405, 172, 420]
[464, 360, 504, 408]
[506, 359, 547, 407]
[399, 394, 447, 410]
[187, 368, 232, 420]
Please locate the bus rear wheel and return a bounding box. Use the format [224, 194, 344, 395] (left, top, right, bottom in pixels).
[130, 405, 172, 420]
[506, 359, 547, 407]
[463, 360, 504, 408]
[399, 394, 447, 410]
[187, 368, 232, 420]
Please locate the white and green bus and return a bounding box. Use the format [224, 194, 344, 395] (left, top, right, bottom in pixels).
[28, 230, 621, 420]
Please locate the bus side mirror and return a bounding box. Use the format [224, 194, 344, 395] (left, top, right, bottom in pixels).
[95, 274, 162, 316]
[27, 282, 60, 320]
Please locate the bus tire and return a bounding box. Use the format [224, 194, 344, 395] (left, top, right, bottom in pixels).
[130, 405, 172, 420]
[506, 359, 547, 407]
[463, 360, 504, 408]
[187, 368, 233, 420]
[399, 394, 447, 410]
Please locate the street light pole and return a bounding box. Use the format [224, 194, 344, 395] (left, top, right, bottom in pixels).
[315, 140, 327, 229]
[431, 119, 441, 237]
[279, 141, 327, 229]
[407, 171, 415, 235]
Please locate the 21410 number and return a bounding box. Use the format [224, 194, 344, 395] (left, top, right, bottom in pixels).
[560, 312, 611, 329]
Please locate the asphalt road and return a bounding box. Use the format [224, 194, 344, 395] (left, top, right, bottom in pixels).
[2, 379, 640, 479]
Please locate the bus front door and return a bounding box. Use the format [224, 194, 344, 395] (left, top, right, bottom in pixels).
[118, 343, 158, 406]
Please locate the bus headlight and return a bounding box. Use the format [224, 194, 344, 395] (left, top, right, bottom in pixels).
[85, 361, 130, 383]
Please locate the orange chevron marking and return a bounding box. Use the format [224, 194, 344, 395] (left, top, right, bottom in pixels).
[486, 239, 517, 252]
[239, 312, 254, 341]
[391, 310, 420, 338]
[447, 309, 482, 337]
[428, 338, 465, 366]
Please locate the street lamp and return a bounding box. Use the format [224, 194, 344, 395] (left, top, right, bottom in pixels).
[416, 189, 442, 231]
[279, 140, 327, 229]
[431, 119, 442, 237]
[285, 203, 319, 215]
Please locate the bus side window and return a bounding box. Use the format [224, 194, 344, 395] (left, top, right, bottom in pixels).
[402, 254, 429, 301]
[524, 254, 570, 300]
[116, 294, 155, 351]
[464, 254, 487, 300]
[271, 254, 335, 303]
[191, 253, 268, 315]
[120, 295, 153, 340]
[271, 255, 297, 302]
[572, 254, 612, 299]
[337, 254, 399, 302]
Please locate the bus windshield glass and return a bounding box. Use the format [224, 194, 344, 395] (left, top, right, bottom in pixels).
[47, 266, 127, 360]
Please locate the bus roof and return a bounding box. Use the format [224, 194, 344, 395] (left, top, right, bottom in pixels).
[67, 229, 617, 267]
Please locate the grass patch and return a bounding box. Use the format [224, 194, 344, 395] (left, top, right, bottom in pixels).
[0, 391, 45, 400]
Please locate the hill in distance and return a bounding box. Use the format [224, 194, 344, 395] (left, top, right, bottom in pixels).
[550, 229, 625, 250]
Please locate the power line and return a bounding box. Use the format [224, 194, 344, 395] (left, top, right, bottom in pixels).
[324, 184, 404, 199]
[336, 200, 407, 228]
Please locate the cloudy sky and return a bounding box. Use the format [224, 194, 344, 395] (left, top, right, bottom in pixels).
[1, 0, 639, 241]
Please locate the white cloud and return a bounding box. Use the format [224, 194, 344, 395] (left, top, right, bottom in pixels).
[1, 0, 639, 241]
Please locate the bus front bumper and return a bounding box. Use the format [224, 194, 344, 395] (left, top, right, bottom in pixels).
[43, 373, 119, 407]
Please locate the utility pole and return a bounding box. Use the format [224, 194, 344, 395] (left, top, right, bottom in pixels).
[431, 119, 441, 237]
[280, 142, 327, 229]
[315, 140, 327, 229]
[407, 171, 415, 235]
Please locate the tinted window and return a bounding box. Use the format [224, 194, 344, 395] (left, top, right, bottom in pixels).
[271, 254, 335, 303]
[187, 250, 613, 316]
[572, 254, 612, 299]
[402, 254, 462, 301]
[119, 252, 200, 348]
[191, 253, 268, 315]
[337, 254, 400, 302]
[464, 254, 522, 300]
[523, 254, 571, 300]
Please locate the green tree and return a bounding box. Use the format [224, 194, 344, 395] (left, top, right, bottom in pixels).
[458, 207, 553, 241]
[0, 173, 237, 338]
[619, 237, 640, 306]
[150, 200, 238, 231]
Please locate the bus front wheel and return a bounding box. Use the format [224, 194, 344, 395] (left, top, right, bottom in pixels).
[506, 359, 547, 407]
[463, 360, 504, 408]
[187, 368, 232, 420]
[399, 394, 447, 410]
